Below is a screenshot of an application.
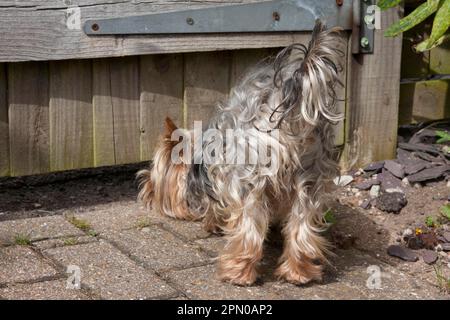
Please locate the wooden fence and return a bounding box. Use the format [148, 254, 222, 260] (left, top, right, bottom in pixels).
[0, 1, 404, 177]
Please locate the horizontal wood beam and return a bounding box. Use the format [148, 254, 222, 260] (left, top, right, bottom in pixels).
[0, 0, 313, 62]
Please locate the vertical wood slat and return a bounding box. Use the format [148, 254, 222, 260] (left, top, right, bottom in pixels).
[140, 54, 183, 161]
[49, 60, 93, 171]
[230, 48, 275, 88]
[8, 62, 50, 176]
[0, 63, 8, 176]
[184, 51, 231, 129]
[93, 59, 115, 167]
[109, 57, 140, 165]
[341, 8, 403, 169]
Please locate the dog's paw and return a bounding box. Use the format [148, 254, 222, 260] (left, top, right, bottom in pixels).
[275, 261, 323, 285]
[218, 258, 258, 286]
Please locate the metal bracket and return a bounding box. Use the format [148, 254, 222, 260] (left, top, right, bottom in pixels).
[84, 0, 373, 54]
[352, 0, 375, 54]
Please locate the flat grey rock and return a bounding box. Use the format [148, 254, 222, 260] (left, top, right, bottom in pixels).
[387, 245, 418, 262]
[354, 179, 380, 190]
[407, 165, 450, 183]
[384, 160, 405, 179]
[422, 250, 438, 265]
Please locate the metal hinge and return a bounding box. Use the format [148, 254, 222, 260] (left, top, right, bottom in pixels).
[84, 0, 375, 54]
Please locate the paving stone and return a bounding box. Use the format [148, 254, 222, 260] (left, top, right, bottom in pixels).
[165, 264, 281, 300]
[159, 218, 211, 241]
[329, 250, 436, 299]
[43, 241, 176, 300]
[0, 246, 58, 284]
[103, 226, 211, 272]
[194, 236, 226, 257]
[33, 235, 97, 250]
[269, 280, 367, 300]
[0, 216, 84, 243]
[73, 202, 150, 233]
[0, 280, 91, 300]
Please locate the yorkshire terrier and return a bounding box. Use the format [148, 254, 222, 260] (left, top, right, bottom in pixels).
[138, 21, 343, 286]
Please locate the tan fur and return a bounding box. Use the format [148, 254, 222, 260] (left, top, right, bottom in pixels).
[138, 21, 342, 286]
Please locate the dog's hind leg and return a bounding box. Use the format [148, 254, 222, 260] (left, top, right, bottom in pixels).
[217, 197, 270, 286]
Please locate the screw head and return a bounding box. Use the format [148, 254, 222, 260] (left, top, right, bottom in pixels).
[91, 23, 99, 32]
[336, 0, 344, 6]
[272, 11, 280, 21]
[360, 37, 370, 48]
[186, 17, 194, 25]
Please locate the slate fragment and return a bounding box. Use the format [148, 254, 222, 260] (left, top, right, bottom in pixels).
[387, 245, 418, 262]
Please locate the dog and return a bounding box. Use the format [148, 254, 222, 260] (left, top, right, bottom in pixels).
[138, 20, 343, 286]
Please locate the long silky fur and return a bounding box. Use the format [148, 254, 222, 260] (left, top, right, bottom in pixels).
[139, 20, 344, 285]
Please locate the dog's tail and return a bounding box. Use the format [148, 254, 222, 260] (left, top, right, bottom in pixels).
[270, 20, 344, 127]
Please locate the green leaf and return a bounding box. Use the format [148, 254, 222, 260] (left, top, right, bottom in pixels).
[435, 130, 450, 143]
[415, 33, 450, 51]
[324, 209, 336, 225]
[440, 204, 450, 220]
[378, 0, 403, 11]
[385, 0, 441, 37]
[426, 0, 450, 49]
[425, 216, 435, 227]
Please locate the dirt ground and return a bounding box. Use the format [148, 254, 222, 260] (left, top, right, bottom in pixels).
[0, 163, 449, 300]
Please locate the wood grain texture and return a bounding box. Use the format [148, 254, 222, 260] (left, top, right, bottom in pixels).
[430, 40, 450, 75]
[0, 0, 311, 62]
[341, 8, 403, 169]
[49, 60, 93, 171]
[184, 51, 231, 129]
[109, 56, 141, 165]
[140, 54, 183, 160]
[0, 64, 8, 176]
[92, 59, 115, 167]
[8, 62, 50, 176]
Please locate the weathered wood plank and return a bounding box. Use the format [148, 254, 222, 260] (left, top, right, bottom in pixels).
[399, 80, 450, 124]
[341, 8, 403, 169]
[140, 54, 183, 160]
[230, 48, 275, 88]
[92, 59, 115, 167]
[49, 60, 93, 171]
[0, 0, 314, 62]
[8, 62, 50, 176]
[0, 63, 8, 176]
[184, 51, 231, 129]
[109, 56, 141, 165]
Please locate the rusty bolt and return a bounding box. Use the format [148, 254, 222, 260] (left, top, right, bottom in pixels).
[272, 12, 280, 21]
[186, 17, 194, 25]
[336, 0, 344, 6]
[91, 23, 99, 32]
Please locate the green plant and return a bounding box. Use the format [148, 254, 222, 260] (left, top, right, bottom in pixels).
[324, 209, 336, 225]
[433, 261, 450, 293]
[63, 238, 78, 246]
[379, 0, 450, 52]
[14, 234, 31, 246]
[425, 215, 436, 227]
[435, 130, 450, 144]
[440, 204, 450, 220]
[66, 216, 91, 232]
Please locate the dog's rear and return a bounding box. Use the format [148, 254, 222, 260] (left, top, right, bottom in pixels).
[138, 20, 343, 286]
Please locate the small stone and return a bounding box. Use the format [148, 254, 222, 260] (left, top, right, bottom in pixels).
[360, 199, 372, 210]
[443, 232, 450, 243]
[442, 243, 450, 252]
[402, 228, 413, 238]
[422, 250, 438, 265]
[333, 175, 353, 187]
[387, 245, 418, 262]
[408, 165, 450, 183]
[364, 161, 385, 172]
[369, 185, 380, 198]
[413, 183, 422, 189]
[375, 192, 407, 213]
[354, 179, 380, 190]
[384, 160, 405, 179]
[401, 177, 410, 186]
[351, 188, 359, 193]
[405, 162, 427, 176]
[33, 203, 42, 208]
[385, 187, 405, 194]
